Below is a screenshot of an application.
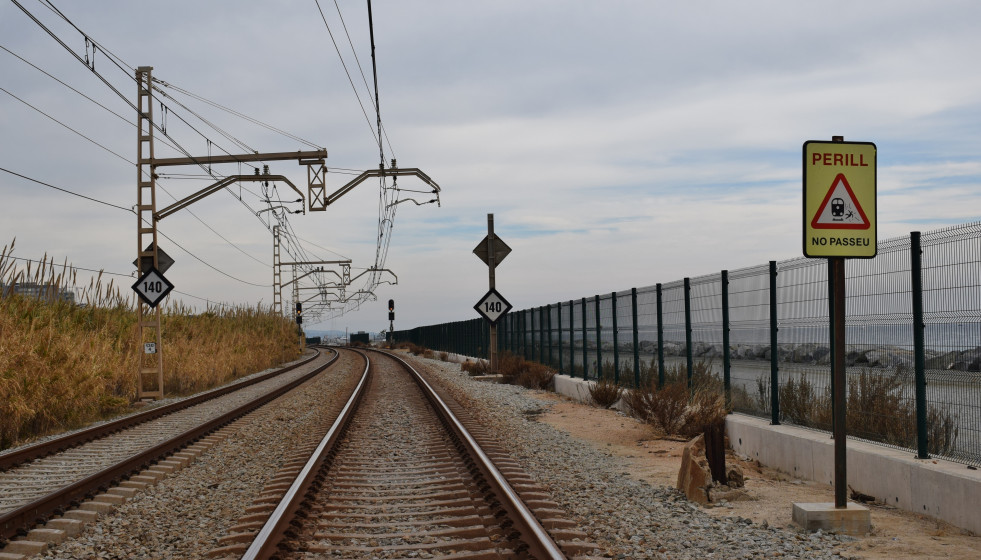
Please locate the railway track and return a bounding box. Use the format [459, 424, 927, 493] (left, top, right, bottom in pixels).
[222, 349, 598, 560]
[0, 348, 337, 549]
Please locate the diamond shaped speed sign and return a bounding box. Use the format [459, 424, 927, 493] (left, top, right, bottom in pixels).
[474, 288, 512, 325]
[132, 266, 174, 308]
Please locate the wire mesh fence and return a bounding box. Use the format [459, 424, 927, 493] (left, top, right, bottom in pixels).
[392, 222, 981, 468]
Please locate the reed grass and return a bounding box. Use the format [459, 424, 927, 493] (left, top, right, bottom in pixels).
[0, 240, 301, 450]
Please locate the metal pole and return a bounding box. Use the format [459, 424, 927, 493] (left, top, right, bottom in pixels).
[557, 301, 564, 373]
[684, 278, 693, 390]
[581, 297, 588, 380]
[722, 270, 731, 409]
[547, 304, 553, 368]
[770, 261, 780, 424]
[656, 283, 665, 388]
[612, 292, 620, 385]
[569, 300, 575, 376]
[595, 295, 602, 379]
[831, 256, 848, 508]
[911, 231, 929, 458]
[632, 288, 640, 388]
[486, 214, 498, 371]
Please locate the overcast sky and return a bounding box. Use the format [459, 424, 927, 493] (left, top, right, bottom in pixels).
[3, 1, 981, 335]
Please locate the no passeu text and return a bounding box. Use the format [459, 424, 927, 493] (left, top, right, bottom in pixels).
[811, 236, 871, 247]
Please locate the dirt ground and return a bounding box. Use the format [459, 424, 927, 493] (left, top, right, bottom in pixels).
[529, 391, 979, 560]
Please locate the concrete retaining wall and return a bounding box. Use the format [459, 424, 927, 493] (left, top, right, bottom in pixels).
[551, 374, 981, 534]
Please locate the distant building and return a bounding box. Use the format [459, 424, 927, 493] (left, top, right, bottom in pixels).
[0, 282, 76, 303]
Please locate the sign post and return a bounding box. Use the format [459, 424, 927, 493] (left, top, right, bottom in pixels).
[473, 214, 512, 371]
[796, 136, 875, 534]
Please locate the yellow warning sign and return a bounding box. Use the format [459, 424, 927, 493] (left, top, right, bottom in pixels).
[803, 140, 877, 258]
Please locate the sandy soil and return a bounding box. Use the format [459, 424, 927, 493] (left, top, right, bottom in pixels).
[528, 390, 979, 560]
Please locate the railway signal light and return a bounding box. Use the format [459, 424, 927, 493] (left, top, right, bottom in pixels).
[295, 302, 302, 324]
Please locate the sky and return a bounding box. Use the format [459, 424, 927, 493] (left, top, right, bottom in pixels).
[2, 0, 981, 335]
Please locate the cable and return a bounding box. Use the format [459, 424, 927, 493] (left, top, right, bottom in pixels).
[331, 0, 395, 159]
[1, 166, 132, 212]
[0, 43, 187, 156]
[2, 167, 270, 287]
[313, 0, 379, 146]
[1, 86, 133, 165]
[152, 79, 323, 150]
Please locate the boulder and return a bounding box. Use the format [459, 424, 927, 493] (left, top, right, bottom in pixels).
[676, 434, 711, 505]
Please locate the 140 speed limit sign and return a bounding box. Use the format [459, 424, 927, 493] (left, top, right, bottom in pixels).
[474, 288, 512, 325]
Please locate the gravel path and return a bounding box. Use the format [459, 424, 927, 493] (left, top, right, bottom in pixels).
[34, 350, 363, 560]
[407, 354, 856, 560]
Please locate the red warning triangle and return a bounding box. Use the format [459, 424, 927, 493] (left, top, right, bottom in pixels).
[811, 173, 870, 230]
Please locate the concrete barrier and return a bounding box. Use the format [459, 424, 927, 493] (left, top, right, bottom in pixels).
[727, 414, 981, 535]
[550, 373, 981, 534]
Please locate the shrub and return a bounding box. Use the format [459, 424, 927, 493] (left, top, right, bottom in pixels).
[497, 352, 555, 390]
[769, 366, 959, 456]
[589, 376, 623, 409]
[624, 377, 727, 440]
[461, 359, 491, 376]
[439, 351, 449, 361]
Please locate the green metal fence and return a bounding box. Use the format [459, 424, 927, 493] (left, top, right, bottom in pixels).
[393, 222, 981, 468]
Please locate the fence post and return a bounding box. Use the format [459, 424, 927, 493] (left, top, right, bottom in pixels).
[547, 304, 553, 368]
[581, 297, 588, 380]
[656, 283, 665, 388]
[911, 231, 929, 458]
[572, 299, 578, 377]
[769, 260, 780, 425]
[557, 302, 563, 373]
[684, 278, 693, 390]
[722, 270, 731, 409]
[595, 295, 602, 380]
[632, 287, 640, 388]
[540, 306, 546, 364]
[612, 292, 620, 384]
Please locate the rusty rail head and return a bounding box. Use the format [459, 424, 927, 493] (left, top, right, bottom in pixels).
[241, 347, 371, 560]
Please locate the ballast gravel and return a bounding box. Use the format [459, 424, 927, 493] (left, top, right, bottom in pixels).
[408, 355, 856, 560]
[33, 351, 361, 560]
[29, 349, 855, 559]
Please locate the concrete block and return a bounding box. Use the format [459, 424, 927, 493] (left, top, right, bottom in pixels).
[78, 501, 115, 514]
[108, 486, 139, 499]
[792, 502, 870, 536]
[140, 469, 168, 481]
[2, 541, 47, 556]
[44, 517, 84, 537]
[0, 552, 27, 560]
[62, 509, 98, 523]
[94, 493, 126, 505]
[148, 464, 176, 475]
[25, 528, 66, 544]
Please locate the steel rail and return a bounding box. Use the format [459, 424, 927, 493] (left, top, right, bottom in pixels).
[0, 349, 337, 543]
[381, 349, 567, 560]
[0, 350, 323, 472]
[241, 347, 371, 560]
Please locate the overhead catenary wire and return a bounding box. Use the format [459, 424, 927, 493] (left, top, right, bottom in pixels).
[1, 167, 271, 287]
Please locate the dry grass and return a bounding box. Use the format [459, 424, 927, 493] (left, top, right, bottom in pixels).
[0, 240, 301, 450]
[461, 359, 492, 376]
[760, 366, 959, 455]
[623, 360, 728, 439]
[498, 352, 555, 390]
[588, 375, 623, 409]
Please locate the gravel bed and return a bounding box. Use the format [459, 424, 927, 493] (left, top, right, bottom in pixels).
[409, 355, 857, 560]
[35, 351, 362, 560]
